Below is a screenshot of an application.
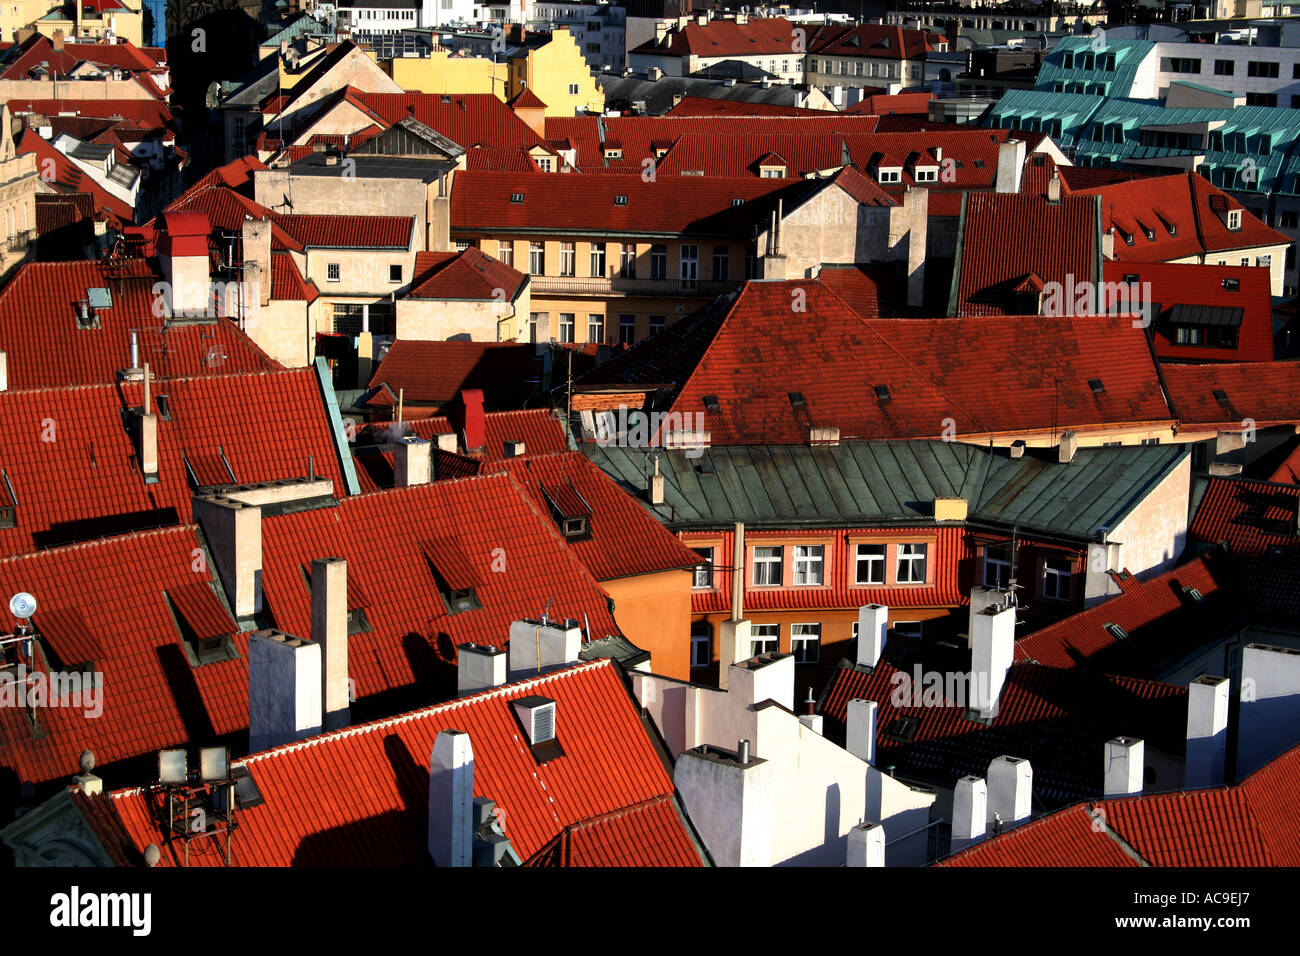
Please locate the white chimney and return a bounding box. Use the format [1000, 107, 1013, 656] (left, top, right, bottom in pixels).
[311, 556, 349, 731]
[248, 630, 322, 753]
[458, 642, 507, 695]
[1047, 171, 1061, 202]
[648, 455, 665, 505]
[987, 756, 1032, 831]
[995, 139, 1026, 193]
[857, 604, 888, 667]
[503, 440, 526, 459]
[507, 618, 582, 680]
[436, 432, 458, 453]
[1058, 430, 1078, 464]
[1236, 643, 1300, 777]
[968, 585, 1009, 638]
[193, 495, 262, 618]
[728, 651, 794, 712]
[970, 602, 1015, 717]
[951, 775, 987, 851]
[674, 743, 776, 867]
[428, 730, 474, 867]
[1185, 674, 1229, 788]
[718, 618, 752, 689]
[394, 436, 431, 487]
[138, 410, 158, 480]
[1104, 737, 1144, 797]
[846, 698, 876, 764]
[846, 822, 886, 866]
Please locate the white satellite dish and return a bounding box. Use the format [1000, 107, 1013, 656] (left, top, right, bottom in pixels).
[9, 592, 36, 619]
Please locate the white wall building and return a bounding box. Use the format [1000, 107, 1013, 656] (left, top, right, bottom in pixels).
[532, 1, 626, 70]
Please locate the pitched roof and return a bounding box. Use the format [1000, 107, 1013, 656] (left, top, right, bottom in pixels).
[16, 127, 132, 221]
[630, 17, 799, 57]
[406, 247, 528, 301]
[5, 98, 173, 130]
[1012, 550, 1241, 673]
[1163, 362, 1300, 429]
[1188, 476, 1300, 557]
[0, 259, 281, 389]
[507, 87, 547, 110]
[1268, 442, 1300, 485]
[1102, 259, 1274, 363]
[819, 651, 1188, 806]
[270, 211, 412, 249]
[69, 660, 706, 866]
[941, 743, 1300, 866]
[645, 280, 1171, 443]
[952, 191, 1101, 316]
[805, 23, 942, 60]
[0, 368, 346, 556]
[366, 340, 540, 409]
[351, 90, 542, 151]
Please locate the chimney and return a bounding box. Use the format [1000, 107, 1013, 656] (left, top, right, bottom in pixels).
[970, 603, 1015, 717]
[0, 351, 6, 392]
[718, 618, 752, 689]
[1046, 171, 1061, 203]
[730, 522, 745, 621]
[846, 698, 876, 764]
[648, 456, 665, 505]
[1103, 737, 1144, 797]
[846, 822, 885, 867]
[856, 604, 888, 668]
[674, 742, 775, 867]
[967, 585, 1010, 639]
[1236, 644, 1300, 778]
[1057, 431, 1078, 464]
[696, 13, 707, 25]
[458, 642, 507, 695]
[507, 618, 582, 680]
[503, 440, 526, 459]
[649, 66, 663, 80]
[933, 497, 967, 521]
[159, 210, 213, 316]
[138, 408, 158, 481]
[1185, 674, 1229, 788]
[241, 218, 273, 308]
[994, 139, 1026, 193]
[428, 730, 474, 867]
[951, 775, 987, 852]
[1009, 439, 1026, 459]
[193, 495, 263, 618]
[461, 389, 486, 453]
[1101, 228, 1115, 260]
[52, 28, 64, 51]
[394, 436, 431, 487]
[436, 432, 458, 453]
[311, 557, 349, 731]
[986, 755, 1032, 831]
[728, 652, 794, 712]
[248, 630, 322, 752]
[799, 687, 823, 735]
[129, 330, 139, 370]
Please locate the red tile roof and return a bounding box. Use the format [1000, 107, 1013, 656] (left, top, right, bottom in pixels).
[16, 128, 132, 221]
[0, 525, 250, 789]
[33, 192, 95, 236]
[507, 87, 547, 110]
[352, 90, 542, 151]
[819, 653, 1188, 805]
[72, 659, 704, 866]
[953, 192, 1101, 316]
[1269, 442, 1300, 484]
[495, 451, 703, 582]
[6, 98, 173, 129]
[174, 155, 266, 202]
[270, 252, 319, 303]
[1163, 362, 1300, 429]
[271, 211, 413, 249]
[815, 264, 903, 317]
[1188, 476, 1300, 557]
[451, 169, 808, 236]
[0, 368, 346, 556]
[406, 247, 528, 301]
[942, 743, 1300, 866]
[0, 35, 166, 80]
[662, 280, 1171, 443]
[1012, 551, 1238, 671]
[663, 97, 829, 117]
[843, 92, 935, 116]
[630, 17, 800, 57]
[805, 23, 944, 59]
[367, 340, 540, 409]
[1103, 260, 1274, 363]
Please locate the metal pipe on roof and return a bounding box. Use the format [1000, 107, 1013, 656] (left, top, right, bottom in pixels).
[731, 521, 745, 622]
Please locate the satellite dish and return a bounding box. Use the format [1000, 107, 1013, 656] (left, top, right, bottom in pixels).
[9, 592, 36, 619]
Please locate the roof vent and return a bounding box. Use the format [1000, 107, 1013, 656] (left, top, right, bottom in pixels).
[703, 395, 720, 413]
[1212, 388, 1230, 404]
[512, 695, 561, 756]
[1104, 622, 1129, 641]
[788, 391, 806, 408]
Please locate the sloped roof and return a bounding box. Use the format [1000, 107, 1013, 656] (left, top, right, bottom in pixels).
[1188, 476, 1300, 557]
[366, 340, 540, 409]
[16, 128, 132, 221]
[1163, 362, 1300, 429]
[68, 660, 705, 866]
[939, 805, 1139, 867]
[806, 23, 942, 60]
[352, 90, 541, 151]
[630, 17, 799, 57]
[507, 87, 547, 110]
[406, 247, 527, 301]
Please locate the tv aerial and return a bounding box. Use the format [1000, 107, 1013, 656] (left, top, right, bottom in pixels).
[9, 592, 36, 620]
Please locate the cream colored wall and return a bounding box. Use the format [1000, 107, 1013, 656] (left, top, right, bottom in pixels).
[508, 28, 603, 115]
[386, 52, 508, 98]
[395, 297, 510, 341]
[244, 299, 313, 367]
[306, 247, 417, 296]
[1109, 453, 1191, 582]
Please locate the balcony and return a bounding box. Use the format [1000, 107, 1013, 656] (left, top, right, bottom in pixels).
[529, 275, 737, 297]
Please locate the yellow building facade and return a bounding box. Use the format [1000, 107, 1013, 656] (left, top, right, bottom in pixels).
[505, 27, 602, 116]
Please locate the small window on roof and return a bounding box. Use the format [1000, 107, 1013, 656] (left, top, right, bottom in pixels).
[875, 384, 891, 402]
[1123, 273, 1139, 284]
[1089, 378, 1105, 393]
[614, 195, 628, 205]
[886, 715, 920, 743]
[731, 198, 745, 207]
[973, 158, 984, 168]
[703, 395, 720, 412]
[1222, 277, 1240, 291]
[1104, 623, 1129, 641]
[1184, 586, 1205, 603]
[510, 192, 525, 203]
[788, 391, 806, 408]
[1213, 388, 1230, 403]
[157, 394, 171, 421]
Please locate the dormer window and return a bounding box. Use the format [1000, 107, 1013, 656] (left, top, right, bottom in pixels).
[510, 193, 525, 203]
[563, 516, 588, 537]
[421, 540, 483, 616]
[614, 195, 628, 205]
[876, 167, 902, 184]
[760, 165, 786, 178]
[513, 695, 563, 761]
[1227, 209, 1241, 230]
[541, 480, 593, 542]
[913, 166, 939, 183]
[604, 148, 623, 159]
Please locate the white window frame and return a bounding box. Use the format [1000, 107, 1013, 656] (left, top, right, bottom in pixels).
[692, 547, 714, 589]
[791, 623, 821, 664]
[1043, 558, 1073, 601]
[558, 312, 575, 343]
[750, 623, 780, 657]
[588, 313, 604, 343]
[855, 543, 885, 585]
[560, 241, 576, 277]
[897, 543, 927, 584]
[792, 545, 824, 586]
[753, 545, 783, 587]
[326, 262, 341, 282]
[984, 547, 1011, 588]
[529, 242, 545, 275]
[497, 240, 513, 266]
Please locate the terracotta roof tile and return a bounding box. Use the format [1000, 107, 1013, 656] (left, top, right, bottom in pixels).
[406, 247, 527, 301]
[367, 340, 540, 409]
[940, 805, 1138, 866]
[1164, 362, 1300, 429]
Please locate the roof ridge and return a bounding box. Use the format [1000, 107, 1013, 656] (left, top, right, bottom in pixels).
[0, 522, 198, 564]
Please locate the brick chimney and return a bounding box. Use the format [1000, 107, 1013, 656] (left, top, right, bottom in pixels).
[460, 389, 486, 454]
[241, 217, 272, 308]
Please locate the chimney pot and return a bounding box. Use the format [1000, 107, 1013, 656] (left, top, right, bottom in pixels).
[1058, 431, 1078, 464]
[394, 436, 432, 487]
[737, 738, 750, 764]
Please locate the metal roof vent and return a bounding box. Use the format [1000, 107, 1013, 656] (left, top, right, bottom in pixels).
[512, 695, 556, 745]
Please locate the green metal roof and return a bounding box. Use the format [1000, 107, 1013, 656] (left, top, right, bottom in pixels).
[1036, 37, 1155, 99]
[583, 440, 1188, 542]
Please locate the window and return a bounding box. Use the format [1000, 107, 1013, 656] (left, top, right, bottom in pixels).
[855, 543, 885, 584]
[753, 546, 783, 586]
[712, 245, 729, 281]
[792, 545, 825, 586]
[1043, 558, 1073, 601]
[1162, 57, 1201, 74]
[680, 244, 698, 290]
[650, 244, 667, 280]
[1248, 60, 1279, 77]
[528, 312, 546, 343]
[751, 623, 780, 657]
[1215, 59, 1234, 75]
[560, 241, 576, 277]
[590, 242, 606, 277]
[1227, 209, 1241, 230]
[498, 240, 513, 267]
[535, 156, 553, 172]
[649, 314, 665, 335]
[877, 168, 902, 184]
[619, 314, 635, 344]
[1141, 437, 1161, 446]
[892, 621, 922, 640]
[529, 242, 545, 275]
[897, 543, 927, 584]
[555, 313, 574, 343]
[454, 241, 472, 253]
[690, 622, 711, 668]
[568, 82, 580, 95]
[984, 546, 1011, 588]
[1246, 92, 1278, 107]
[914, 167, 938, 183]
[587, 313, 604, 342]
[692, 547, 714, 588]
[388, 264, 402, 282]
[619, 243, 636, 278]
[791, 624, 820, 664]
[326, 262, 340, 282]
